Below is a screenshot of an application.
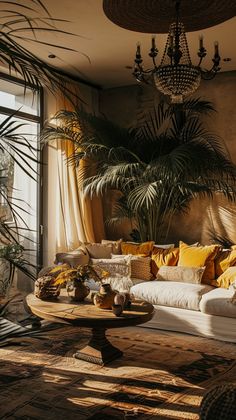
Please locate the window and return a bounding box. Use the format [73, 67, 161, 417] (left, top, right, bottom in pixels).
[0, 73, 43, 271]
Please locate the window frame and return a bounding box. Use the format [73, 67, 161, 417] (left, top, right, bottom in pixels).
[0, 71, 44, 268]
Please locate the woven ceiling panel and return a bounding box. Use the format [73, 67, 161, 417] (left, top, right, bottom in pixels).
[103, 0, 236, 33]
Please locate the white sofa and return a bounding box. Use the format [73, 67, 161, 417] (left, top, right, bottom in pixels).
[52, 246, 236, 343]
[130, 280, 236, 343]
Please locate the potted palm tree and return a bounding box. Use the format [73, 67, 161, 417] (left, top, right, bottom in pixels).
[42, 98, 236, 243]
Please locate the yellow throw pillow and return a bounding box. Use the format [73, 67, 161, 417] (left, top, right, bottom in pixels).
[121, 241, 154, 256]
[216, 267, 236, 288]
[178, 241, 220, 284]
[151, 247, 179, 278]
[214, 249, 236, 278]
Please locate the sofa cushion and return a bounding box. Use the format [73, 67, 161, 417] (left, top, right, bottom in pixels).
[112, 254, 152, 280]
[214, 249, 236, 277]
[85, 243, 113, 259]
[156, 266, 205, 284]
[153, 243, 175, 249]
[178, 241, 220, 284]
[214, 267, 236, 288]
[54, 248, 89, 267]
[101, 239, 123, 254]
[131, 281, 213, 311]
[121, 241, 154, 256]
[199, 287, 236, 318]
[91, 257, 131, 278]
[151, 247, 179, 277]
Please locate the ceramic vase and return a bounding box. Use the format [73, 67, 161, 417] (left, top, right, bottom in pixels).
[67, 281, 90, 302]
[93, 283, 116, 309]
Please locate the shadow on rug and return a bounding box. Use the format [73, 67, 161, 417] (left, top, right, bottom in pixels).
[0, 326, 235, 419]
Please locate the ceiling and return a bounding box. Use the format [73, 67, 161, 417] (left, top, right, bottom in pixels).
[11, 0, 236, 89]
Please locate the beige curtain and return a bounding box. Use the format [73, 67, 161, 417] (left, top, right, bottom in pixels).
[55, 88, 105, 252]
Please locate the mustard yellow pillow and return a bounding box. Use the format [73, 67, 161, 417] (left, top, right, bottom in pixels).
[151, 247, 179, 278]
[121, 241, 154, 256]
[178, 241, 220, 284]
[216, 267, 236, 288]
[214, 249, 236, 278]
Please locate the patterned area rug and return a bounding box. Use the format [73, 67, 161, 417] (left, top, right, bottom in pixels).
[0, 325, 235, 419]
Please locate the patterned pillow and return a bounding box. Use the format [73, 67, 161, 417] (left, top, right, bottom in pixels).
[112, 254, 152, 280]
[91, 257, 131, 278]
[156, 266, 205, 284]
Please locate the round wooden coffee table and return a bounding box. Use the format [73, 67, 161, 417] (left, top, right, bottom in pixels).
[26, 292, 154, 366]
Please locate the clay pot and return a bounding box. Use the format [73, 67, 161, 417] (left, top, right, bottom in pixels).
[114, 292, 131, 308]
[93, 283, 116, 309]
[67, 281, 90, 302]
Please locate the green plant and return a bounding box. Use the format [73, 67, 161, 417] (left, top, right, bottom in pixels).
[0, 0, 83, 98]
[0, 0, 85, 299]
[42, 98, 236, 243]
[0, 113, 39, 291]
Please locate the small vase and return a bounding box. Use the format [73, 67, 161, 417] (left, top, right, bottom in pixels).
[112, 304, 123, 317]
[67, 281, 90, 302]
[93, 283, 116, 309]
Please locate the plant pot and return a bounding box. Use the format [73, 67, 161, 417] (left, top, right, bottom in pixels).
[93, 283, 116, 309]
[67, 281, 90, 302]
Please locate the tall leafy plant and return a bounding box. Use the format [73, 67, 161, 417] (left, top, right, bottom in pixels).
[42, 98, 236, 242]
[0, 0, 84, 298]
[0, 113, 38, 299]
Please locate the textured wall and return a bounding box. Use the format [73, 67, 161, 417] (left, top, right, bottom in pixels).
[99, 71, 236, 245]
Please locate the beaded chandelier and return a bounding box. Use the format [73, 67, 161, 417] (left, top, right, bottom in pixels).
[133, 0, 221, 103]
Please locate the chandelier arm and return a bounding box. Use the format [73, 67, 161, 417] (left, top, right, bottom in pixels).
[200, 67, 220, 80]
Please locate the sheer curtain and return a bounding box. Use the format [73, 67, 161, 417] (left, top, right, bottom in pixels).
[53, 87, 105, 254]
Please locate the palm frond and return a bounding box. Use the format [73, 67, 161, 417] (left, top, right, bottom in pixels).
[0, 0, 85, 99]
[42, 98, 236, 243]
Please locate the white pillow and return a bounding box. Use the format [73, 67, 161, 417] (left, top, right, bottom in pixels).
[154, 244, 175, 249]
[156, 266, 205, 284]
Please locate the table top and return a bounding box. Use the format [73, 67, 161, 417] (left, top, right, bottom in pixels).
[26, 292, 154, 329]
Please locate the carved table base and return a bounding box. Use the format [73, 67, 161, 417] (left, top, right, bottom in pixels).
[74, 328, 123, 365]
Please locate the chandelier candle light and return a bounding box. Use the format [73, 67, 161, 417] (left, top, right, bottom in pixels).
[133, 0, 221, 103]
